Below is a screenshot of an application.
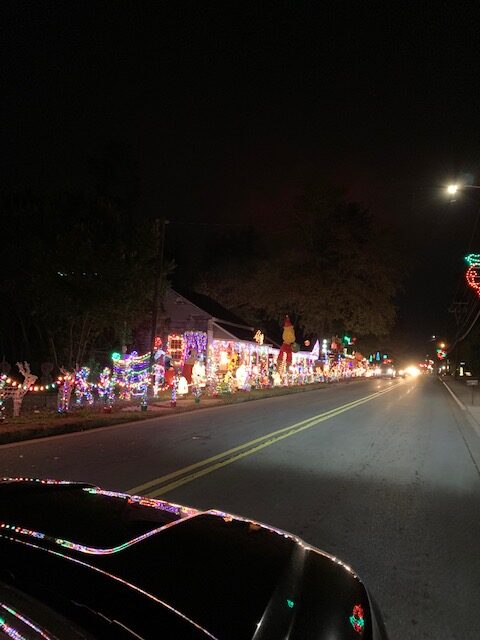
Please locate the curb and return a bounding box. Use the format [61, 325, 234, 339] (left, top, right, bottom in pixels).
[440, 378, 480, 475]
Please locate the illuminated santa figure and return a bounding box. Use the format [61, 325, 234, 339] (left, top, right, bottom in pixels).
[277, 315, 296, 371]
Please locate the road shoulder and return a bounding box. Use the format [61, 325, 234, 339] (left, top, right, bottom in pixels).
[440, 378, 480, 475]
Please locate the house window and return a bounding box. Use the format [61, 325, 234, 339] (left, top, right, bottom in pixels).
[168, 334, 185, 364]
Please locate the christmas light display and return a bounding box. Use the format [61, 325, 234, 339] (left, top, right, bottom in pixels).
[0, 375, 6, 422]
[0, 616, 28, 640]
[182, 331, 207, 361]
[152, 363, 165, 396]
[191, 360, 206, 387]
[0, 603, 53, 640]
[177, 376, 189, 395]
[0, 363, 38, 417]
[465, 253, 480, 295]
[278, 316, 296, 370]
[97, 367, 115, 407]
[349, 603, 365, 634]
[74, 367, 94, 406]
[171, 376, 178, 407]
[167, 334, 185, 365]
[112, 351, 151, 400]
[192, 385, 202, 403]
[82, 487, 198, 517]
[57, 369, 74, 413]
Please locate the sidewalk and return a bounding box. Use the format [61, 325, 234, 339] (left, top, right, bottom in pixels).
[441, 376, 480, 437]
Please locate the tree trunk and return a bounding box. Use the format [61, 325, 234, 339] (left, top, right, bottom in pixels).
[68, 321, 75, 369]
[48, 332, 59, 370]
[76, 313, 90, 366]
[16, 311, 30, 360]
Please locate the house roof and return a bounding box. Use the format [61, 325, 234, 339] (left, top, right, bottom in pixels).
[171, 288, 250, 326]
[171, 288, 280, 347]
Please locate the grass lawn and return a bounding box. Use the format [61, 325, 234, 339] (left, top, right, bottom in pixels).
[0, 380, 359, 445]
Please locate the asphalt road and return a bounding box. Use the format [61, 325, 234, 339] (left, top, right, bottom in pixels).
[1, 376, 479, 639]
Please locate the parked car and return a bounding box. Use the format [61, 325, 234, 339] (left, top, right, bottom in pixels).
[0, 478, 388, 639]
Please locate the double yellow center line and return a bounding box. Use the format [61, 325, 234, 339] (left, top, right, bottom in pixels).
[128, 382, 401, 498]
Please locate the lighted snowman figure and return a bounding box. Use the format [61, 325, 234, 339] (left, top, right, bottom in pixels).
[235, 363, 248, 389]
[192, 360, 206, 387]
[177, 376, 189, 395]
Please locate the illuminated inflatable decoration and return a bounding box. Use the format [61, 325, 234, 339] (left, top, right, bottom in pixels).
[465, 253, 480, 296]
[277, 315, 296, 370]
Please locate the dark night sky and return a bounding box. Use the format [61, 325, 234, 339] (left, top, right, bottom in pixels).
[3, 1, 480, 356]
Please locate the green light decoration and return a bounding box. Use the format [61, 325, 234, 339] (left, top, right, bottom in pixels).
[111, 352, 121, 361]
[286, 599, 295, 609]
[465, 253, 480, 296]
[349, 603, 365, 634]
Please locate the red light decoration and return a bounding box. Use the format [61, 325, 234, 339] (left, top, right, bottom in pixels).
[349, 603, 365, 634]
[465, 254, 480, 295]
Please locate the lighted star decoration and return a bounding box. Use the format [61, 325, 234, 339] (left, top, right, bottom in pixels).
[465, 254, 480, 296]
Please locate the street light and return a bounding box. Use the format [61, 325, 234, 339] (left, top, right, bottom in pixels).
[446, 183, 480, 195]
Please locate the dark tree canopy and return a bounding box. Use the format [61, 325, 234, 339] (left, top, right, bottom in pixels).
[0, 149, 156, 369]
[193, 186, 402, 339]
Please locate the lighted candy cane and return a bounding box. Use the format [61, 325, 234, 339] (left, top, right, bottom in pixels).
[465, 253, 480, 295]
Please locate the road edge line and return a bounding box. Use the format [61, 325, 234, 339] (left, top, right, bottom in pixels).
[440, 379, 466, 410]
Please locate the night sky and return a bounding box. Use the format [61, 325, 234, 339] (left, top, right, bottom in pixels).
[3, 1, 480, 357]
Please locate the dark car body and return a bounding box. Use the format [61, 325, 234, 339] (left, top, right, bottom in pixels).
[0, 478, 388, 639]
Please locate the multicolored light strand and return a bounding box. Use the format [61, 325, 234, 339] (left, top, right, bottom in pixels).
[465, 253, 480, 296]
[113, 351, 151, 400]
[74, 367, 94, 406]
[183, 331, 207, 361]
[0, 616, 28, 640]
[0, 604, 53, 640]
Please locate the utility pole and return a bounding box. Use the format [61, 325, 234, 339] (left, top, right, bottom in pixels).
[149, 218, 168, 369]
[449, 302, 468, 375]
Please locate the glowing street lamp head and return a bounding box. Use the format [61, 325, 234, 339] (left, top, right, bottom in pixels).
[447, 184, 458, 195]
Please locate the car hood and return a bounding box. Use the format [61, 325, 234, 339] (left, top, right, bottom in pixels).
[0, 478, 386, 639]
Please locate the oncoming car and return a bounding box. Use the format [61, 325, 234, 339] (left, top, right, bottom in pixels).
[0, 478, 389, 639]
[374, 365, 396, 379]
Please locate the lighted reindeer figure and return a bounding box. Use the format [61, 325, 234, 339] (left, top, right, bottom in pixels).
[57, 367, 75, 413]
[0, 362, 38, 418]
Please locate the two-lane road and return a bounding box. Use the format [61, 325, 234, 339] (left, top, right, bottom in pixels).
[1, 376, 479, 639]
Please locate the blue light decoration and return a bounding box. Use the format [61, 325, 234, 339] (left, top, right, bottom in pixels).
[97, 367, 115, 408]
[183, 331, 208, 361]
[112, 351, 151, 400]
[74, 367, 94, 406]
